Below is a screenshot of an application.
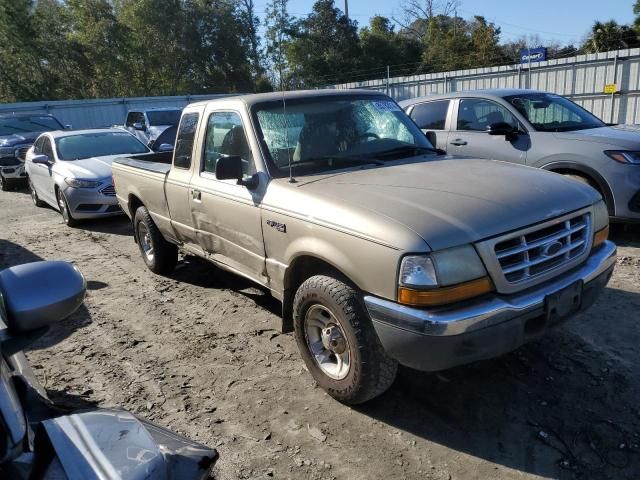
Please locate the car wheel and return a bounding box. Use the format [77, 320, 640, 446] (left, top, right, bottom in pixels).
[57, 188, 79, 227]
[29, 179, 45, 207]
[293, 274, 398, 404]
[134, 206, 178, 274]
[0, 174, 8, 191]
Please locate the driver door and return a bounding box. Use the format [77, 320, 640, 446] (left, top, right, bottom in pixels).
[30, 136, 57, 205]
[447, 98, 530, 164]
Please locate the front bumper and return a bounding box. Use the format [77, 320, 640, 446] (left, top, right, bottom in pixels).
[62, 184, 123, 219]
[364, 240, 616, 372]
[1, 164, 27, 183]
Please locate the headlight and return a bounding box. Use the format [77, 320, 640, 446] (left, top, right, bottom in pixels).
[604, 150, 640, 164]
[592, 200, 609, 249]
[64, 178, 101, 188]
[398, 246, 493, 306]
[0, 147, 14, 158]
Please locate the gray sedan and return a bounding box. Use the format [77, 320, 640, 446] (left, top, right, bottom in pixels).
[400, 89, 640, 222]
[25, 129, 151, 226]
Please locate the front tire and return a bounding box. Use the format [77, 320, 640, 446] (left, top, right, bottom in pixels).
[30, 179, 45, 207]
[57, 188, 79, 227]
[134, 206, 178, 274]
[0, 174, 8, 191]
[293, 275, 397, 404]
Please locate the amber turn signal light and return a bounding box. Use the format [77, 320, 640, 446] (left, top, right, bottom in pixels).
[593, 225, 609, 249]
[398, 276, 494, 307]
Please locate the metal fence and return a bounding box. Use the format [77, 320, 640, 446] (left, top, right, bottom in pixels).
[335, 47, 640, 125]
[0, 94, 232, 129]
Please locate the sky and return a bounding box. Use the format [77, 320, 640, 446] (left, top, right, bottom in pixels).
[255, 0, 635, 46]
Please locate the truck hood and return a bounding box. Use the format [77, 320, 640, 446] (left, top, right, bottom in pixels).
[57, 154, 120, 181]
[297, 158, 599, 250]
[553, 125, 640, 148]
[0, 132, 41, 147]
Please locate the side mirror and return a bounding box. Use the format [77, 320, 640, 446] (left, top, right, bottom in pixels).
[63, 124, 72, 130]
[132, 122, 146, 131]
[215, 156, 258, 189]
[157, 143, 174, 152]
[31, 154, 50, 165]
[0, 261, 86, 333]
[487, 122, 518, 140]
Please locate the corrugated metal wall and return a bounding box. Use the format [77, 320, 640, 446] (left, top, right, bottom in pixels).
[336, 48, 640, 124]
[0, 94, 232, 129]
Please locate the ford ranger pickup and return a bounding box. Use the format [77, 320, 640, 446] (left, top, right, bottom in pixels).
[111, 90, 616, 404]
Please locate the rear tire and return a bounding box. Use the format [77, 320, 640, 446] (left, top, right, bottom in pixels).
[293, 274, 397, 404]
[57, 188, 79, 227]
[134, 206, 178, 274]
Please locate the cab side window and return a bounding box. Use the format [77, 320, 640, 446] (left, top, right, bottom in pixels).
[202, 112, 255, 176]
[410, 100, 450, 130]
[457, 99, 517, 131]
[173, 112, 199, 169]
[126, 112, 145, 127]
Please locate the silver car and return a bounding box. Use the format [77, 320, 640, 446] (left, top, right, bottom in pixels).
[400, 89, 640, 222]
[25, 129, 151, 226]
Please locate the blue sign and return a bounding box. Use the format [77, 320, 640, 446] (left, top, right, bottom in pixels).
[520, 47, 547, 64]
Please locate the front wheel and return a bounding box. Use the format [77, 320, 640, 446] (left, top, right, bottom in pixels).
[293, 275, 397, 404]
[0, 174, 8, 191]
[57, 188, 79, 227]
[134, 206, 178, 274]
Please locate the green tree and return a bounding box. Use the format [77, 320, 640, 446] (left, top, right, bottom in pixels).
[582, 20, 638, 53]
[359, 16, 421, 76]
[286, 0, 361, 86]
[264, 0, 295, 89]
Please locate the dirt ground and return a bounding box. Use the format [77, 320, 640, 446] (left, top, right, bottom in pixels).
[1, 185, 639, 480]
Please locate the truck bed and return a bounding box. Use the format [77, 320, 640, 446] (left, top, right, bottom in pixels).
[113, 151, 173, 175]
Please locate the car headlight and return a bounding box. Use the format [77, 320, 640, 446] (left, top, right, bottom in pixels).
[64, 178, 101, 188]
[0, 147, 14, 158]
[398, 245, 493, 306]
[604, 150, 640, 164]
[592, 200, 609, 249]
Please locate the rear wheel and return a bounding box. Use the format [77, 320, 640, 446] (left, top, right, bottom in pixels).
[57, 188, 79, 227]
[134, 206, 178, 274]
[293, 274, 397, 404]
[30, 179, 44, 207]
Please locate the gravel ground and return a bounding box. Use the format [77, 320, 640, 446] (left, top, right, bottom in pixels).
[1, 185, 639, 480]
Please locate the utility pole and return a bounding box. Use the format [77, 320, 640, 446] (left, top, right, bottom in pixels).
[344, 0, 348, 20]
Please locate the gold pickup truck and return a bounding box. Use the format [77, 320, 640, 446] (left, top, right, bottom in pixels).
[112, 90, 616, 404]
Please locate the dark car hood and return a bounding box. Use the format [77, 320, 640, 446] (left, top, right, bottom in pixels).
[0, 132, 42, 147]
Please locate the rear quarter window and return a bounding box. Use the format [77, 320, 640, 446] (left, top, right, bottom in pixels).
[410, 100, 450, 130]
[173, 112, 199, 169]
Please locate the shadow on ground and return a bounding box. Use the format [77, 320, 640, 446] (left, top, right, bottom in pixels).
[357, 285, 640, 479]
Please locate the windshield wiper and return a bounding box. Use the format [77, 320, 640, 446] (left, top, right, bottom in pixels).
[368, 145, 444, 159]
[300, 155, 384, 167]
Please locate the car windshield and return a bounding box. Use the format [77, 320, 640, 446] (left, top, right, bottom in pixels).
[503, 93, 606, 132]
[56, 132, 149, 160]
[253, 95, 436, 177]
[0, 115, 63, 136]
[146, 110, 182, 126]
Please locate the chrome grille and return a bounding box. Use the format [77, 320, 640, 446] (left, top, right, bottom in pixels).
[475, 209, 593, 294]
[100, 184, 116, 196]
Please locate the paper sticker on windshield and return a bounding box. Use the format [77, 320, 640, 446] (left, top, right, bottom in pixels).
[372, 101, 401, 112]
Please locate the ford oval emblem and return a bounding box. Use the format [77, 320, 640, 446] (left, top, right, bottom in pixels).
[542, 240, 563, 257]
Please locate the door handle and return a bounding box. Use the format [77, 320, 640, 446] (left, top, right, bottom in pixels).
[191, 189, 201, 201]
[449, 139, 468, 146]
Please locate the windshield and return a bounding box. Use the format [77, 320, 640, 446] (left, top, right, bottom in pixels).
[56, 132, 149, 160]
[253, 95, 436, 177]
[0, 115, 63, 136]
[147, 110, 182, 126]
[503, 93, 605, 132]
